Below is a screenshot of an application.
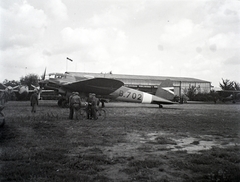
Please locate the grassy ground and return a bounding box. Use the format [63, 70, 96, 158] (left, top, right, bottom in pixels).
[0, 101, 240, 181]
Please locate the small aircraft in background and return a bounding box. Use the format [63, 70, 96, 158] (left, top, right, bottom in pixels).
[217, 90, 240, 103]
[0, 83, 29, 101]
[38, 71, 174, 108]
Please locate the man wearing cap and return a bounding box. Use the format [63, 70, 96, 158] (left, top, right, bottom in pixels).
[87, 93, 93, 119]
[30, 89, 38, 113]
[69, 92, 81, 120]
[87, 93, 99, 120]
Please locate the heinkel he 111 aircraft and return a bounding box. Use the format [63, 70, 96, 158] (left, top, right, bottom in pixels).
[39, 71, 174, 108]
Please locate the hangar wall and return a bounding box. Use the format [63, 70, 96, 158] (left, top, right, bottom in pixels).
[67, 72, 211, 96]
[125, 81, 211, 96]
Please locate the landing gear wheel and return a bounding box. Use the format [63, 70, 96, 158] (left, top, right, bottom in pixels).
[158, 104, 163, 108]
[58, 98, 68, 108]
[58, 98, 64, 107]
[101, 101, 105, 108]
[61, 100, 69, 108]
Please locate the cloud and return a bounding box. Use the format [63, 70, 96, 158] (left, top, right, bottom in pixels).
[209, 44, 217, 52]
[88, 10, 126, 28]
[160, 19, 194, 45]
[196, 47, 202, 53]
[0, 1, 47, 50]
[42, 49, 52, 56]
[46, 0, 68, 21]
[58, 26, 128, 60]
[209, 32, 240, 50]
[224, 55, 240, 65]
[204, 0, 239, 34]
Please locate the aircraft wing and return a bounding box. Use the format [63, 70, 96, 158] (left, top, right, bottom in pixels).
[62, 78, 124, 95]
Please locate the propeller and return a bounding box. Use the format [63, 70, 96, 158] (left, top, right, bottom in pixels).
[39, 67, 48, 89]
[31, 84, 41, 100]
[31, 68, 47, 100]
[42, 67, 46, 81]
[1, 84, 29, 100]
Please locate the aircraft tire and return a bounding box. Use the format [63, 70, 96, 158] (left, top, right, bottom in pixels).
[61, 100, 69, 108]
[58, 99, 63, 107]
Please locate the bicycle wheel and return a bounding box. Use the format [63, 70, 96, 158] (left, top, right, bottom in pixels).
[78, 109, 88, 120]
[97, 109, 106, 121]
[0, 112, 5, 127]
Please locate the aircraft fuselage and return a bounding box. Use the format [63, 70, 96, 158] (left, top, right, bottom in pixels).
[110, 86, 172, 104]
[40, 72, 173, 107]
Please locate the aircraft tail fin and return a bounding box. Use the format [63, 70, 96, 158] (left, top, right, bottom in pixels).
[155, 79, 175, 101]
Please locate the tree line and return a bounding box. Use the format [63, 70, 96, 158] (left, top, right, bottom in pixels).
[3, 74, 39, 89]
[185, 79, 240, 101]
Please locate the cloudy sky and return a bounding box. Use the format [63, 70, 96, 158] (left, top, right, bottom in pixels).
[0, 0, 239, 87]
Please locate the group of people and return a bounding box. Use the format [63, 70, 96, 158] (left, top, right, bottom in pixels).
[30, 90, 100, 120]
[69, 92, 99, 120]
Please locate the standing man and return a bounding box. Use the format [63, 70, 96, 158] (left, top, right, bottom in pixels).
[87, 93, 93, 119]
[30, 89, 38, 113]
[69, 92, 81, 120]
[91, 93, 99, 120]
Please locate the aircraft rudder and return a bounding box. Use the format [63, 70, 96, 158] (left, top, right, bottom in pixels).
[155, 79, 175, 101]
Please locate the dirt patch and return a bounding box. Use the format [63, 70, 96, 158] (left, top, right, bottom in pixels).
[0, 101, 240, 181]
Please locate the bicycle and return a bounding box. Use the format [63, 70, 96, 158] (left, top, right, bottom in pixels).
[77, 106, 106, 121]
[0, 106, 5, 127]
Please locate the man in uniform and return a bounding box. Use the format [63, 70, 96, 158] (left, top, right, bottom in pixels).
[30, 89, 38, 113]
[88, 93, 99, 120]
[87, 93, 93, 119]
[69, 92, 81, 120]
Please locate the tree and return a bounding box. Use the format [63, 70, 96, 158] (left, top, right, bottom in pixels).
[20, 74, 39, 89]
[186, 86, 197, 100]
[219, 79, 234, 90]
[233, 81, 240, 91]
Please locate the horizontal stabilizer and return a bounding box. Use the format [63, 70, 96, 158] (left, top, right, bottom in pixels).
[151, 95, 174, 104]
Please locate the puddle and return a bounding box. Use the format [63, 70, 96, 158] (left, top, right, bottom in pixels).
[142, 132, 239, 154]
[169, 137, 217, 153]
[102, 131, 239, 158]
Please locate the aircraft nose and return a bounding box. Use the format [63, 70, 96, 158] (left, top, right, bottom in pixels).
[39, 80, 48, 87]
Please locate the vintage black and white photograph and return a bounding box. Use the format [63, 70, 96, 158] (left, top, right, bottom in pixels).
[0, 0, 240, 181]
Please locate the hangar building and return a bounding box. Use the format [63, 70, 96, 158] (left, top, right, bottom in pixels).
[67, 72, 211, 96]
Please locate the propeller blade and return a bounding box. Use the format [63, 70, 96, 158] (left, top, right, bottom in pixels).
[31, 84, 40, 91]
[12, 85, 19, 90]
[42, 68, 46, 80]
[31, 84, 37, 89]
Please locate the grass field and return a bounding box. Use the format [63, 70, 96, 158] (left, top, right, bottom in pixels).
[0, 101, 240, 181]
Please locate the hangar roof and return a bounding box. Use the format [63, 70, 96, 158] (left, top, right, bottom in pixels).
[66, 72, 210, 83]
